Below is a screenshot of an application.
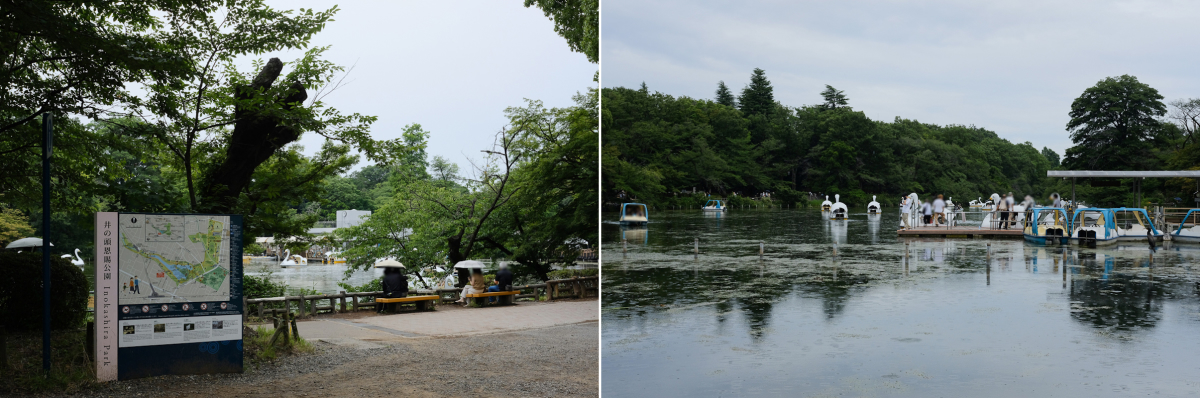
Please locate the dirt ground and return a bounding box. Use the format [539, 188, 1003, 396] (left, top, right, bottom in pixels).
[57, 312, 597, 398]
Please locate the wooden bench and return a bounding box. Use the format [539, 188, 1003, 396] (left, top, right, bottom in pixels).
[375, 295, 439, 312]
[464, 290, 521, 306]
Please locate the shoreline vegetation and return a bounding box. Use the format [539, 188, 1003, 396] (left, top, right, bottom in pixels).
[602, 70, 1200, 210]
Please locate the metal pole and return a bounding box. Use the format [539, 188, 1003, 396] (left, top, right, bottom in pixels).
[41, 113, 53, 373]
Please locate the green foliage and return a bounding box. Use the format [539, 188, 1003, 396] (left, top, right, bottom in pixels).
[1064, 74, 1166, 172]
[546, 268, 598, 280]
[0, 205, 33, 246]
[820, 85, 849, 110]
[0, 252, 88, 332]
[1042, 147, 1061, 168]
[523, 0, 599, 64]
[715, 81, 737, 108]
[337, 277, 382, 294]
[738, 68, 775, 117]
[243, 273, 288, 299]
[603, 75, 1054, 207]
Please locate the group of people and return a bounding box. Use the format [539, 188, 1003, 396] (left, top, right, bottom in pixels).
[899, 192, 1064, 230]
[900, 194, 953, 228]
[454, 264, 514, 306]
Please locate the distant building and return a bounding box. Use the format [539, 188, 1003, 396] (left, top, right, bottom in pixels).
[336, 210, 372, 229]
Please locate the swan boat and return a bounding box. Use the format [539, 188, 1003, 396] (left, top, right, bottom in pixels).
[866, 195, 881, 214]
[820, 196, 832, 211]
[829, 194, 848, 220]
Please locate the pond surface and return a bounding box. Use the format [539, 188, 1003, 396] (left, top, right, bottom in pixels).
[601, 209, 1200, 397]
[244, 259, 385, 295]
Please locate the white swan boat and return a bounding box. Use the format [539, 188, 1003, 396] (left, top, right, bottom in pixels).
[830, 194, 848, 220]
[866, 195, 881, 214]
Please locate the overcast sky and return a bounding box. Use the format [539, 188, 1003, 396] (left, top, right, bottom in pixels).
[601, 0, 1200, 155]
[258, 0, 594, 172]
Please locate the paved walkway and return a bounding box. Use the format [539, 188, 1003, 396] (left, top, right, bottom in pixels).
[268, 300, 598, 347]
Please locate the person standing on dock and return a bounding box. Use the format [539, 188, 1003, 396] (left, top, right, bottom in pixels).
[921, 199, 933, 226]
[901, 196, 911, 229]
[997, 193, 1011, 229]
[1005, 193, 1016, 228]
[932, 195, 946, 226]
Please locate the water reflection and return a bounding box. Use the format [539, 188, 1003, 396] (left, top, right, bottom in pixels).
[602, 209, 1200, 396]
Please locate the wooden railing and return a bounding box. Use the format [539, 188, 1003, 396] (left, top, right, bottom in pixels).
[243, 276, 598, 320]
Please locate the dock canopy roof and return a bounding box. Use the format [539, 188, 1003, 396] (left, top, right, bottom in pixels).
[1047, 170, 1200, 178]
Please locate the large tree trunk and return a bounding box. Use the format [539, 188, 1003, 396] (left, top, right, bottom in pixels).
[198, 58, 307, 214]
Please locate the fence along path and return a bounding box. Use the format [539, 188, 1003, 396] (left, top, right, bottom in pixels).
[243, 276, 598, 320]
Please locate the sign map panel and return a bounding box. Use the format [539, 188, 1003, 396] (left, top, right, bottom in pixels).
[117, 214, 231, 304]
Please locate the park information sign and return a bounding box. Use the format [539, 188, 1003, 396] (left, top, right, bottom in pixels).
[94, 212, 245, 381]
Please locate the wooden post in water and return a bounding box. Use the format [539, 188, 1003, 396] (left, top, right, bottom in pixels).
[759, 242, 764, 259]
[623, 239, 627, 258]
[694, 238, 699, 258]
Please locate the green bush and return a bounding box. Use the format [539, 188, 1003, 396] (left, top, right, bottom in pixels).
[243, 273, 287, 299]
[337, 277, 382, 293]
[546, 268, 598, 280]
[0, 251, 88, 332]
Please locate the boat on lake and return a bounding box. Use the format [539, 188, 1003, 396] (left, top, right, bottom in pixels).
[830, 194, 848, 220]
[1070, 208, 1117, 246]
[820, 195, 832, 211]
[1171, 209, 1200, 243]
[619, 203, 649, 225]
[702, 199, 727, 212]
[1024, 207, 1071, 245]
[1109, 208, 1163, 242]
[867, 195, 881, 214]
[280, 249, 308, 267]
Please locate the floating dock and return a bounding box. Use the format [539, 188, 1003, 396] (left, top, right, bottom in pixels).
[897, 227, 1023, 238]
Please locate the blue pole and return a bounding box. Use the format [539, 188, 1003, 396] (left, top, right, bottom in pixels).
[42, 113, 53, 373]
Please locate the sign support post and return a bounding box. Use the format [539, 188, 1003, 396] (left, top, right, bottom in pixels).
[41, 113, 53, 373]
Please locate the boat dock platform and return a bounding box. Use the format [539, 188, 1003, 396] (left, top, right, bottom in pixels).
[897, 227, 1024, 238]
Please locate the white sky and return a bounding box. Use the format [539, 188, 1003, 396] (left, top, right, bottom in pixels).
[258, 0, 595, 171]
[600, 0, 1200, 156]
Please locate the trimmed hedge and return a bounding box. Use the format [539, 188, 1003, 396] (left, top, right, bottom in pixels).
[0, 251, 89, 331]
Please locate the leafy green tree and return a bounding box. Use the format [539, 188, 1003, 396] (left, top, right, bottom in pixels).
[0, 205, 33, 247]
[1041, 147, 1060, 168]
[0, 0, 209, 135]
[339, 129, 523, 284]
[715, 81, 737, 108]
[820, 85, 849, 110]
[493, 92, 598, 280]
[738, 68, 775, 117]
[1063, 75, 1166, 171]
[523, 0, 598, 64]
[428, 155, 462, 187]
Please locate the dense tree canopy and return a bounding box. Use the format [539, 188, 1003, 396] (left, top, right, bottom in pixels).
[603, 69, 1053, 207]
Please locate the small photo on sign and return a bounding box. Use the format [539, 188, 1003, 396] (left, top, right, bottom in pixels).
[184, 323, 195, 331]
[212, 320, 224, 330]
[153, 324, 165, 333]
[123, 325, 135, 335]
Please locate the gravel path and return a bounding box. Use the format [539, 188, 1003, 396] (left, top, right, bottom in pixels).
[49, 321, 597, 398]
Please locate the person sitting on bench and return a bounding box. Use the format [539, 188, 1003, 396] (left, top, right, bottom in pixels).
[382, 267, 408, 298]
[456, 268, 487, 306]
[496, 263, 513, 291]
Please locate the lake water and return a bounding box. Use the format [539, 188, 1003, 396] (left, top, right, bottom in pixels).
[601, 209, 1200, 397]
[244, 259, 385, 295]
